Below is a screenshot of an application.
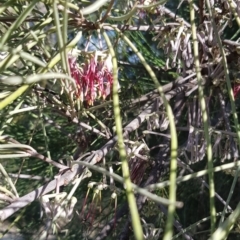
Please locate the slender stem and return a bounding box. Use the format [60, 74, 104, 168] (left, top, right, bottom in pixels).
[0, 0, 38, 47]
[99, 0, 114, 23]
[0, 85, 29, 110]
[102, 30, 144, 240]
[227, 0, 240, 27]
[211, 202, 240, 240]
[147, 160, 240, 190]
[72, 160, 182, 207]
[37, 95, 52, 164]
[53, 0, 68, 73]
[0, 164, 19, 198]
[189, 0, 216, 233]
[80, 0, 109, 15]
[205, 0, 240, 234]
[62, 0, 71, 74]
[173, 211, 231, 240]
[110, 25, 178, 240]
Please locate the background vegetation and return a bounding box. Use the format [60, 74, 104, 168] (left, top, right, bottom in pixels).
[1, 0, 240, 239]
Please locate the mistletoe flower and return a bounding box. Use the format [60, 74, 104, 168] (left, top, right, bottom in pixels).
[68, 51, 113, 105]
[233, 83, 240, 99]
[95, 54, 113, 99]
[68, 54, 83, 100]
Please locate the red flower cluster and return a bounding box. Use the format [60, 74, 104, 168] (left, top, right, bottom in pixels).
[68, 52, 113, 105]
[233, 83, 240, 99]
